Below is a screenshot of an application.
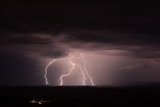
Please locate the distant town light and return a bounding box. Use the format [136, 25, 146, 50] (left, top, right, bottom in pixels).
[29, 99, 50, 105]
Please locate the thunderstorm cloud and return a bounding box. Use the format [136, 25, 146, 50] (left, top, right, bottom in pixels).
[0, 1, 160, 85]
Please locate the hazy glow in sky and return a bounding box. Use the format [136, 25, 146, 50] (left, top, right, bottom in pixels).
[43, 49, 150, 86]
[0, 33, 160, 86]
[0, 2, 160, 86]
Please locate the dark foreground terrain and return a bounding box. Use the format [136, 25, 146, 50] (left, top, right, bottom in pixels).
[0, 85, 160, 107]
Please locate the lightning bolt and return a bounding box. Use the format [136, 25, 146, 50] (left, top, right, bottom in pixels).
[44, 53, 94, 86]
[44, 59, 57, 85]
[81, 54, 94, 85]
[60, 56, 75, 85]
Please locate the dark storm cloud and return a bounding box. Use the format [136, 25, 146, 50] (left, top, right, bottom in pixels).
[57, 30, 160, 58]
[0, 33, 53, 44]
[0, 30, 159, 59]
[0, 1, 159, 59]
[0, 1, 160, 86]
[0, 1, 160, 33]
[62, 30, 160, 46]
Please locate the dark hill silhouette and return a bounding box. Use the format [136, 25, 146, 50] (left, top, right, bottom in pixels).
[0, 83, 160, 107]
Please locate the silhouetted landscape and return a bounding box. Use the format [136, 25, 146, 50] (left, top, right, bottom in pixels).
[0, 83, 160, 107]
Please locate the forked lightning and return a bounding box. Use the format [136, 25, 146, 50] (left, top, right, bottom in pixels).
[44, 53, 94, 86]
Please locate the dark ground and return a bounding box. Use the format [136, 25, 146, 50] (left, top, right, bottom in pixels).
[0, 85, 160, 107]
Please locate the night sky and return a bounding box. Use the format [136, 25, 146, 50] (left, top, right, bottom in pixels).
[0, 1, 160, 86]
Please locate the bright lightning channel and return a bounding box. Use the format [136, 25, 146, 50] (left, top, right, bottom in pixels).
[44, 53, 94, 86]
[44, 59, 57, 85]
[81, 54, 94, 85]
[59, 56, 75, 85]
